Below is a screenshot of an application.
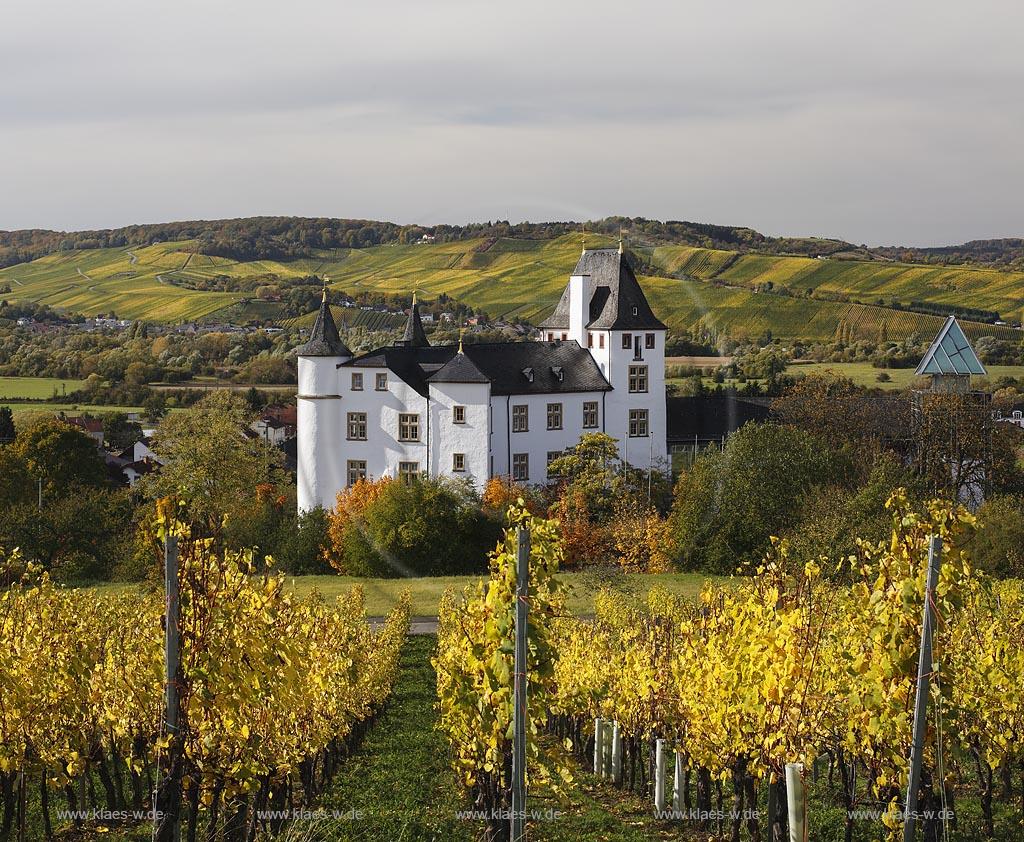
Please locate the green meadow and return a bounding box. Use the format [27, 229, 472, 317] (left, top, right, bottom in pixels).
[0, 376, 86, 399]
[3, 235, 1023, 343]
[786, 361, 1024, 390]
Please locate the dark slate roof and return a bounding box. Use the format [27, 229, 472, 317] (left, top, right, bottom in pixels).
[342, 341, 611, 396]
[428, 352, 490, 384]
[540, 248, 667, 331]
[294, 293, 352, 357]
[666, 396, 769, 442]
[395, 300, 429, 347]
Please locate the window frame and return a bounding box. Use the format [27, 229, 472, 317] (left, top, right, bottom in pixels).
[645, 333, 656, 349]
[398, 461, 420, 485]
[546, 402, 563, 431]
[375, 372, 388, 391]
[621, 333, 632, 350]
[583, 401, 598, 428]
[628, 408, 649, 438]
[512, 404, 529, 433]
[453, 405, 466, 424]
[452, 452, 466, 472]
[398, 413, 420, 442]
[347, 460, 367, 486]
[512, 453, 529, 482]
[628, 365, 648, 393]
[346, 412, 367, 441]
[351, 372, 363, 391]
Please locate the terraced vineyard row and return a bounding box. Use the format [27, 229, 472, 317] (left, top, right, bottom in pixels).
[647, 245, 1024, 318]
[3, 235, 1023, 342]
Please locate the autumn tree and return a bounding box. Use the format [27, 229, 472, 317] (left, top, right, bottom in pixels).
[143, 391, 286, 536]
[670, 423, 849, 573]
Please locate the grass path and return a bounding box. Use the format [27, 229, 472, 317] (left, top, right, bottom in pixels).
[315, 636, 704, 842]
[317, 635, 472, 840]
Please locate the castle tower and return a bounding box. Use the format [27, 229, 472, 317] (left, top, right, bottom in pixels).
[295, 288, 352, 512]
[394, 293, 430, 347]
[539, 247, 668, 470]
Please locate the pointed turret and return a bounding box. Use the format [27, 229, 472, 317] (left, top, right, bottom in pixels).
[295, 287, 352, 357]
[395, 293, 429, 347]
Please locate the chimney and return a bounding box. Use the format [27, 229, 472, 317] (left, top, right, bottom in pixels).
[568, 273, 589, 346]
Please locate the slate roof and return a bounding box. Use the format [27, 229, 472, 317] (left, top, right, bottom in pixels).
[294, 292, 352, 357]
[395, 300, 430, 347]
[342, 341, 611, 396]
[540, 248, 667, 331]
[428, 352, 490, 384]
[915, 316, 986, 376]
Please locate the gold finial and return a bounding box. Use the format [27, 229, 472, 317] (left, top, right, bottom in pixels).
[458, 326, 465, 354]
[618, 230, 624, 254]
[412, 291, 417, 307]
[322, 275, 329, 303]
[581, 224, 586, 255]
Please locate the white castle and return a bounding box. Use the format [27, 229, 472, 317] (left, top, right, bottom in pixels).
[296, 247, 668, 512]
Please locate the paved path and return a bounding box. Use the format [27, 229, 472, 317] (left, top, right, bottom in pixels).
[126, 251, 138, 265]
[368, 615, 438, 634]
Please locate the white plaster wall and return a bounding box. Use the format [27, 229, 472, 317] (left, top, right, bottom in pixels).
[297, 393, 344, 512]
[298, 354, 343, 397]
[297, 354, 346, 513]
[338, 367, 429, 483]
[428, 382, 491, 490]
[490, 390, 609, 484]
[594, 329, 668, 473]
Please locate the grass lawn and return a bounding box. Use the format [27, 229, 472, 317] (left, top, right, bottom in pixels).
[0, 375, 86, 399]
[787, 361, 1024, 390]
[4, 403, 147, 420]
[285, 571, 722, 616]
[668, 362, 1024, 395]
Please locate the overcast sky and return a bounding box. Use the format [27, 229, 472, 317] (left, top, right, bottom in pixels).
[2, 0, 1022, 245]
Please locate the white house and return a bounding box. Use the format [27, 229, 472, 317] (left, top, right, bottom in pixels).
[296, 247, 668, 512]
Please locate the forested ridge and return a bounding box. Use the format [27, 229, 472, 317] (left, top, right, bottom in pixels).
[4, 215, 1024, 271]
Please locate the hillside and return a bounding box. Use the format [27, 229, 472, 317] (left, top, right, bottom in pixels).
[2, 232, 1023, 343]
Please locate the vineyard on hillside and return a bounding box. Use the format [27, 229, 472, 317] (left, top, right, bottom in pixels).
[0, 512, 411, 842]
[3, 236, 1024, 343]
[434, 496, 1024, 841]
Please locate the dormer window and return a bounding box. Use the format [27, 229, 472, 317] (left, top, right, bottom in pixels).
[551, 366, 563, 382]
[632, 306, 638, 316]
[523, 367, 534, 383]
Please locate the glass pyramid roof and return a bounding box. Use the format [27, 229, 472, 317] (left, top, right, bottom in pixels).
[914, 316, 987, 376]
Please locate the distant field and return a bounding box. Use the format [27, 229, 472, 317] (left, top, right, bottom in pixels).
[0, 376, 86, 400]
[787, 361, 1024, 390]
[3, 403, 147, 420]
[665, 355, 734, 367]
[645, 244, 1024, 319]
[3, 235, 1024, 342]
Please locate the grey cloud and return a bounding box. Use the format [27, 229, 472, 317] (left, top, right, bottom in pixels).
[1, 0, 1023, 244]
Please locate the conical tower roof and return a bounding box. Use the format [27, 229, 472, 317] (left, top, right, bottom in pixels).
[294, 288, 352, 357]
[395, 295, 429, 347]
